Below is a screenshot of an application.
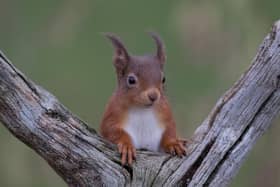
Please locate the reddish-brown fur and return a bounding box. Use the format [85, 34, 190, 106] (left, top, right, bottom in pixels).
[100, 33, 187, 165]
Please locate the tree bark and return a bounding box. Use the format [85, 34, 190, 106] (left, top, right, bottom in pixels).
[1, 21, 280, 187]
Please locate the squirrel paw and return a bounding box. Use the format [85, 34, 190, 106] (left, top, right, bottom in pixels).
[117, 141, 136, 166]
[164, 139, 187, 157]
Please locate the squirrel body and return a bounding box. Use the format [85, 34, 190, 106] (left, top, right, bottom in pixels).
[124, 107, 164, 151]
[100, 33, 187, 165]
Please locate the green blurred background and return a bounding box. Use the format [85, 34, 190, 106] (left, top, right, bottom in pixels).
[0, 0, 280, 186]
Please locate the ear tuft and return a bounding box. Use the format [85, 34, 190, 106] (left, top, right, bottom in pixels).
[104, 33, 130, 76]
[104, 33, 129, 61]
[148, 32, 166, 66]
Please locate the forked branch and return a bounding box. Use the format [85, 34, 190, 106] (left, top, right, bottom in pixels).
[1, 21, 280, 187]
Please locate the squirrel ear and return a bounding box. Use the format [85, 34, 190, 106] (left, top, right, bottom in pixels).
[148, 32, 166, 67]
[104, 33, 130, 69]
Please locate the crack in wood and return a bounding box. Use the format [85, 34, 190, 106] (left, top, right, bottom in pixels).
[0, 52, 41, 98]
[150, 155, 173, 186]
[45, 109, 69, 122]
[203, 89, 277, 186]
[180, 138, 216, 186]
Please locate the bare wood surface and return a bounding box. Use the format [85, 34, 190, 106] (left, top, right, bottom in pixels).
[1, 20, 280, 187]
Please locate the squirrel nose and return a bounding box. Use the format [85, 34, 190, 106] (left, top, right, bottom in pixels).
[148, 92, 158, 102]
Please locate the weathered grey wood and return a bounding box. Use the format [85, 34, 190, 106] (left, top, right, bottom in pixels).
[1, 20, 280, 187]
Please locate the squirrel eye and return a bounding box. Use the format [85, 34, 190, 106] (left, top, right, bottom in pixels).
[162, 76, 166, 84]
[127, 74, 137, 86]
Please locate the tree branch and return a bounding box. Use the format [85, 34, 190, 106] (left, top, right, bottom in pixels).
[1, 20, 280, 187]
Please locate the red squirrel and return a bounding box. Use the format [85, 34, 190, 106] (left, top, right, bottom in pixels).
[100, 33, 187, 165]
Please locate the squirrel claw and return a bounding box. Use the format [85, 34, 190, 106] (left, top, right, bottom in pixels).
[164, 139, 187, 157]
[117, 142, 136, 166]
[178, 138, 189, 146]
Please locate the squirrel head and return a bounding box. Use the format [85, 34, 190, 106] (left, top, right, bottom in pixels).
[105, 32, 166, 107]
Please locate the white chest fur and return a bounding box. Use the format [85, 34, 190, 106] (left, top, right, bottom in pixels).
[123, 107, 165, 151]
